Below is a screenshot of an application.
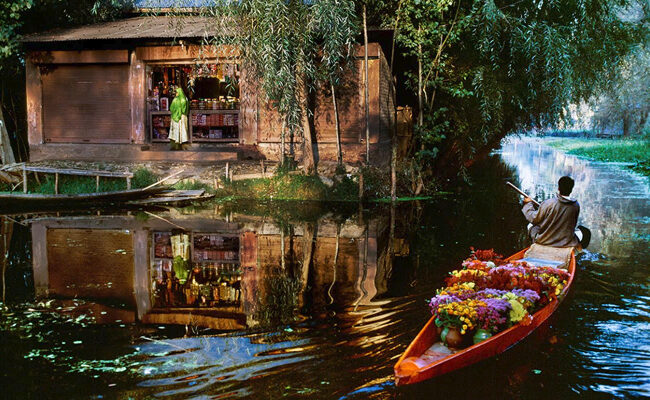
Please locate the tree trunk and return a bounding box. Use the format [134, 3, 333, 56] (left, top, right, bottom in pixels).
[390, 8, 402, 203]
[281, 119, 286, 166]
[417, 25, 423, 128]
[363, 4, 370, 164]
[391, 136, 397, 201]
[300, 87, 317, 174]
[331, 83, 342, 165]
[0, 101, 16, 165]
[390, 0, 404, 74]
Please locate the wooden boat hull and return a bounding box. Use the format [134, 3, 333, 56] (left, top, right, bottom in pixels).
[0, 187, 167, 211]
[394, 249, 576, 386]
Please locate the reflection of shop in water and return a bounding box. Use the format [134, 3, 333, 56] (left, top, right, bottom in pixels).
[148, 64, 240, 143]
[151, 231, 242, 308]
[28, 211, 394, 330]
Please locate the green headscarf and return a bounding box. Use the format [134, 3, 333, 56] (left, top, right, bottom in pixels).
[170, 87, 188, 122]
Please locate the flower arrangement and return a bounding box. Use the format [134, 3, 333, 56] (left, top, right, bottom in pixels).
[428, 249, 569, 347]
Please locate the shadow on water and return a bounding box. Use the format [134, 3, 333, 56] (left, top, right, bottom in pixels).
[0, 137, 649, 399]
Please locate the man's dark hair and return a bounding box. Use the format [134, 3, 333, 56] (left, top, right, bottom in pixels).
[558, 176, 574, 196]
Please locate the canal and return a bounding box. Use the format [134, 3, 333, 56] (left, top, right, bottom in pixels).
[0, 137, 648, 399]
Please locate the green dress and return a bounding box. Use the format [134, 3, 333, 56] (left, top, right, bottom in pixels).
[169, 88, 189, 143]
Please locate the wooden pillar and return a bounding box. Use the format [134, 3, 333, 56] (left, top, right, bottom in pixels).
[126, 177, 131, 190]
[129, 50, 146, 144]
[26, 57, 44, 147]
[54, 173, 59, 194]
[96, 176, 100, 192]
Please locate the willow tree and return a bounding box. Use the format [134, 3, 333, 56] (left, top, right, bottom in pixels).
[375, 0, 646, 184]
[189, 0, 357, 173]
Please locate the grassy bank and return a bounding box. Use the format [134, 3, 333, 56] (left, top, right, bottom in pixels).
[1, 165, 436, 203]
[545, 138, 650, 177]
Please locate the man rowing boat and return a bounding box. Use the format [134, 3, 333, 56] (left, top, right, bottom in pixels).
[522, 176, 580, 247]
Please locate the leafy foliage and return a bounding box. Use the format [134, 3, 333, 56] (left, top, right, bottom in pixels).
[373, 0, 646, 179]
[592, 43, 650, 136]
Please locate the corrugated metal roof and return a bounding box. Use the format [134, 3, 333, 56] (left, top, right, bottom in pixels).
[135, 0, 214, 7]
[21, 16, 220, 43]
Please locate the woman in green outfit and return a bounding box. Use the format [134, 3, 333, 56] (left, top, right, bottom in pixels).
[169, 87, 189, 150]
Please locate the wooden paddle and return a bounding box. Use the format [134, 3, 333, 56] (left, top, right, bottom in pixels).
[505, 181, 540, 207]
[505, 181, 591, 249]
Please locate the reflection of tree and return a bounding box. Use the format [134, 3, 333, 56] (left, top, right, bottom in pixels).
[254, 266, 302, 328]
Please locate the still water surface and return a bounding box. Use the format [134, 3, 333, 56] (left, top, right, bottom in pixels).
[0, 137, 648, 399]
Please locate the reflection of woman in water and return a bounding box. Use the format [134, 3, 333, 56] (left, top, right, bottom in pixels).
[169, 87, 189, 150]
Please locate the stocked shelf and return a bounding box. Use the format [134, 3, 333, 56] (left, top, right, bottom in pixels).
[190, 111, 239, 141]
[150, 112, 172, 142]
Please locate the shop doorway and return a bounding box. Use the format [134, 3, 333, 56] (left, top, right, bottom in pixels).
[146, 63, 241, 146]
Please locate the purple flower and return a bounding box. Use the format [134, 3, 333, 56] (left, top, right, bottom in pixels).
[511, 288, 540, 303]
[477, 288, 508, 298]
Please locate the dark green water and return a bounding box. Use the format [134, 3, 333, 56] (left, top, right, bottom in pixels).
[0, 137, 648, 399]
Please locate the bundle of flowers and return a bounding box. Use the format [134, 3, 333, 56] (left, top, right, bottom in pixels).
[428, 249, 569, 346]
[446, 261, 569, 306]
[429, 284, 540, 335]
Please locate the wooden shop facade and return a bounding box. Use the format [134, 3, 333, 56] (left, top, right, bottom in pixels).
[22, 16, 395, 164]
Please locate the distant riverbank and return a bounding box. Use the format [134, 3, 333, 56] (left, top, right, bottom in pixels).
[544, 137, 650, 177]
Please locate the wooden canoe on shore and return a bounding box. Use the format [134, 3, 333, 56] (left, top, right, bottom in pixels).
[394, 248, 576, 386]
[0, 187, 168, 211]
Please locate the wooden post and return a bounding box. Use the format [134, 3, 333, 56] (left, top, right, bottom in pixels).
[54, 173, 59, 195]
[22, 165, 27, 193]
[126, 177, 131, 190]
[225, 162, 230, 181]
[96, 176, 100, 192]
[363, 4, 370, 164]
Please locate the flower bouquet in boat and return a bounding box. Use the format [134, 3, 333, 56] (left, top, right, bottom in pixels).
[394, 246, 575, 385]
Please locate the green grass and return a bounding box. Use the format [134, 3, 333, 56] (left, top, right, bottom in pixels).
[545, 138, 650, 177]
[223, 173, 330, 201]
[172, 179, 215, 194]
[0, 167, 159, 195]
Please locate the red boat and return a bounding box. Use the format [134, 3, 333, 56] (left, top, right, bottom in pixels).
[394, 247, 576, 386]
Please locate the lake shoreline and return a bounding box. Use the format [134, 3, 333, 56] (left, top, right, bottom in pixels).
[541, 137, 650, 177]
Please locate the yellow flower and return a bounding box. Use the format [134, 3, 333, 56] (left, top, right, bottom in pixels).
[462, 324, 468, 330]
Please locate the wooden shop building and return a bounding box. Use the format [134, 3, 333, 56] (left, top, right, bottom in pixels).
[21, 16, 395, 164]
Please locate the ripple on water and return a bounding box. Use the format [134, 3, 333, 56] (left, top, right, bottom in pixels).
[135, 335, 315, 397]
[574, 320, 650, 398]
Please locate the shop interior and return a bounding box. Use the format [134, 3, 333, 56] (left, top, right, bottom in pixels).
[147, 63, 241, 143]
